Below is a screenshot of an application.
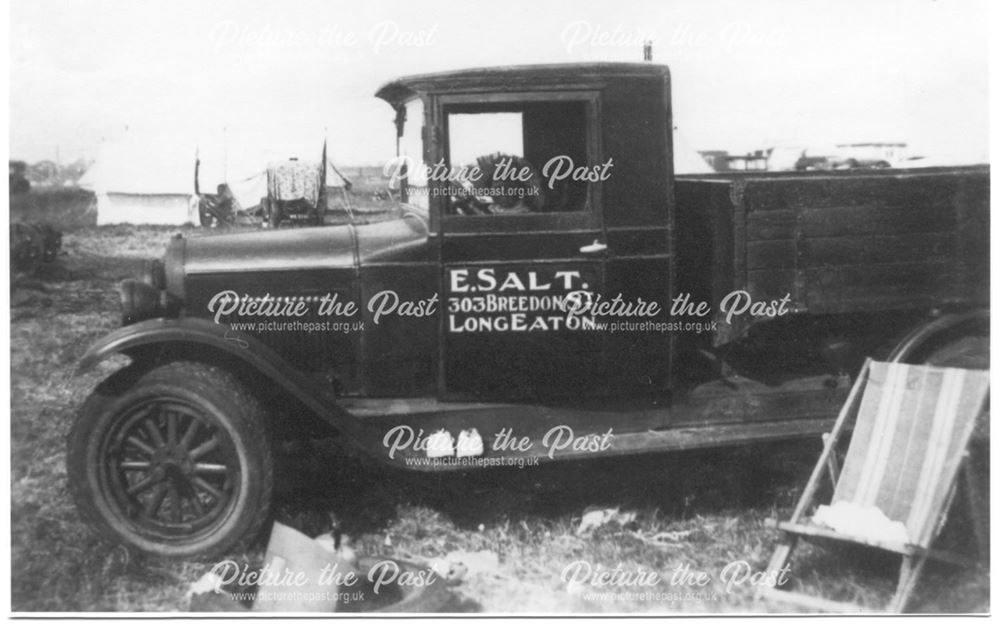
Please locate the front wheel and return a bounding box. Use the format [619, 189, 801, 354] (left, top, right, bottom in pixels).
[67, 362, 273, 559]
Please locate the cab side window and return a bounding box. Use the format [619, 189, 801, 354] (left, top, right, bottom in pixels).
[443, 101, 590, 216]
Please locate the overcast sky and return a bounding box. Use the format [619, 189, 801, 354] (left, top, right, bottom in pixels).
[8, 0, 990, 166]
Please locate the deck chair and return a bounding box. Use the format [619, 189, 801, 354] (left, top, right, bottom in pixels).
[760, 359, 990, 613]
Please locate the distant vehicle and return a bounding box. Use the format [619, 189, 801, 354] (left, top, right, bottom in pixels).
[838, 158, 892, 169]
[835, 142, 906, 168]
[766, 145, 896, 172]
[794, 152, 833, 171]
[261, 159, 327, 228]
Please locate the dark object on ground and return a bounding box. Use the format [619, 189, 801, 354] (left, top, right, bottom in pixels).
[10, 222, 62, 274]
[10, 160, 31, 194]
[198, 183, 239, 227]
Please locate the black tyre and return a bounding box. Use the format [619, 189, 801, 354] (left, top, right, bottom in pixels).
[67, 362, 273, 559]
[891, 317, 990, 558]
[891, 315, 989, 370]
[917, 333, 989, 370]
[199, 202, 215, 228]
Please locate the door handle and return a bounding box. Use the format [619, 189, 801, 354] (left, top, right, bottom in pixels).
[580, 239, 608, 255]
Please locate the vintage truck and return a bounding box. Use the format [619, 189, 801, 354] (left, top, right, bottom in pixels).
[66, 63, 989, 558]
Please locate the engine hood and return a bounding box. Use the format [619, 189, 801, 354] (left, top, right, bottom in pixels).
[178, 212, 430, 277]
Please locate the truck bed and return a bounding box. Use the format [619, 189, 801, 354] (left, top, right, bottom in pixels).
[675, 166, 990, 345]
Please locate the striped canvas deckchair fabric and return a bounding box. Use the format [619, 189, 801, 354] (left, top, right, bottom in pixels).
[831, 362, 990, 548]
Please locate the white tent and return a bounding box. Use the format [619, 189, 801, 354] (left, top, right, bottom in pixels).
[80, 128, 353, 225]
[79, 132, 199, 225]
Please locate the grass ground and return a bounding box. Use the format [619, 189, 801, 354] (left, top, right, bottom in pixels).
[8, 193, 990, 613]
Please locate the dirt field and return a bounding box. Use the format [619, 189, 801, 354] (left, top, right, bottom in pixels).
[8, 198, 989, 613]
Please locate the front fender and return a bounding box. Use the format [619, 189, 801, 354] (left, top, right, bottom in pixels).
[76, 317, 364, 439]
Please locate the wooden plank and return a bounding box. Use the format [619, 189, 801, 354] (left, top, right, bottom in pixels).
[364, 415, 841, 472]
[748, 260, 981, 315]
[747, 210, 796, 240]
[747, 239, 797, 270]
[802, 232, 955, 268]
[961, 450, 990, 555]
[801, 261, 958, 311]
[758, 538, 795, 604]
[778, 521, 912, 555]
[775, 521, 975, 566]
[787, 361, 869, 523]
[674, 181, 736, 308]
[799, 203, 956, 238]
[681, 170, 987, 332]
[677, 377, 848, 425]
[822, 432, 841, 484]
[742, 176, 956, 213]
[733, 182, 747, 294]
[745, 269, 798, 302]
[760, 587, 872, 614]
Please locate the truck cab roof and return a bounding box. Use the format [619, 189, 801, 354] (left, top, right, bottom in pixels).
[375, 62, 671, 107]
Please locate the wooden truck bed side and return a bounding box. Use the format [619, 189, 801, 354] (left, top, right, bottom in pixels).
[675, 166, 990, 346]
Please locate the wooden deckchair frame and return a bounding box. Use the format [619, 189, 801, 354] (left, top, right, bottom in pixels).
[759, 358, 988, 613]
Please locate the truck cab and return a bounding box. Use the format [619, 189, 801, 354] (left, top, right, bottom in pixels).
[376, 63, 674, 401]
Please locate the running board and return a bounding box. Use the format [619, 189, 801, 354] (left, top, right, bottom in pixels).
[341, 376, 848, 471]
[351, 416, 838, 472]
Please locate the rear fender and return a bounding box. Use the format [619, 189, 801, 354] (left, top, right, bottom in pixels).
[887, 309, 989, 363]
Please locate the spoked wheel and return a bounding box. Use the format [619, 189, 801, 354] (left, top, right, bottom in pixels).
[68, 362, 273, 559]
[101, 397, 239, 538]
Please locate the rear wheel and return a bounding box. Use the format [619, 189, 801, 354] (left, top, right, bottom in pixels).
[916, 334, 988, 369]
[67, 362, 273, 559]
[890, 313, 989, 370]
[891, 314, 989, 558]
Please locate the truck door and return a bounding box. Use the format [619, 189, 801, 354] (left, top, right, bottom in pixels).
[432, 92, 611, 401]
